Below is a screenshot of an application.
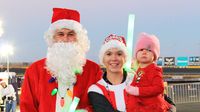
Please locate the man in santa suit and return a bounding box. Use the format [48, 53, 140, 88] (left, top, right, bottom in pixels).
[20, 8, 102, 112]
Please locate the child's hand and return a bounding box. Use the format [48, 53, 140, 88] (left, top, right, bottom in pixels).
[125, 85, 139, 96]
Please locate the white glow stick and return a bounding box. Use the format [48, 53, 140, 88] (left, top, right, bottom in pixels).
[125, 14, 135, 71]
[69, 97, 80, 112]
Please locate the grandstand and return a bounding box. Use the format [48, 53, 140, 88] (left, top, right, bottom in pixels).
[163, 66, 200, 83]
[0, 63, 200, 84]
[100, 65, 200, 83]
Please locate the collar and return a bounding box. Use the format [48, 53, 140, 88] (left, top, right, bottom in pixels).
[103, 69, 127, 85]
[138, 63, 156, 72]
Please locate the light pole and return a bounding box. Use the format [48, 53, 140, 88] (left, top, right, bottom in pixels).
[0, 44, 14, 72]
[0, 19, 3, 37]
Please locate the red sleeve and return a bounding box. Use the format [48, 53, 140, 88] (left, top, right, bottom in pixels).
[139, 71, 164, 97]
[20, 65, 39, 112]
[96, 67, 103, 82]
[76, 60, 103, 111]
[85, 106, 93, 112]
[85, 65, 103, 112]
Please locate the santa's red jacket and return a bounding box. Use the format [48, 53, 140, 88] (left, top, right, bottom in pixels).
[130, 63, 170, 112]
[20, 58, 102, 112]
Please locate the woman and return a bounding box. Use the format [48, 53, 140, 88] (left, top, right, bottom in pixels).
[88, 34, 135, 112]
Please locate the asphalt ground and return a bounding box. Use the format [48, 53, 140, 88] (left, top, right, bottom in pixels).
[176, 102, 200, 112]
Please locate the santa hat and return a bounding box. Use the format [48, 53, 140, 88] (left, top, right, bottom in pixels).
[134, 32, 160, 61]
[44, 8, 90, 53]
[99, 34, 128, 66]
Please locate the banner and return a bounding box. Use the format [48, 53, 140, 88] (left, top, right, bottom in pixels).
[177, 57, 188, 66]
[164, 57, 175, 66]
[189, 56, 200, 66]
[157, 57, 163, 66]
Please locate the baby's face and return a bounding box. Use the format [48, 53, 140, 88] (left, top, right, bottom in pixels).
[136, 48, 154, 64]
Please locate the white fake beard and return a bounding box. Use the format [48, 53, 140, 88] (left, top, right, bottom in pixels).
[46, 42, 86, 86]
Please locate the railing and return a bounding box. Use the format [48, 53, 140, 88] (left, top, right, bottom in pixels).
[166, 82, 200, 104]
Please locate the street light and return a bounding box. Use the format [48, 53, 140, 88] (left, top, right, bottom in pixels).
[0, 43, 14, 72]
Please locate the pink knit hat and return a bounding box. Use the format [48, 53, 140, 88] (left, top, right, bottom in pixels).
[134, 32, 160, 61]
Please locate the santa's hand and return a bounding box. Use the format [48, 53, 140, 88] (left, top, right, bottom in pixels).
[125, 85, 139, 96]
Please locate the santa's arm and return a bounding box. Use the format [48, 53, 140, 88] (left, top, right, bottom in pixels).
[86, 67, 103, 112]
[95, 67, 103, 82]
[83, 74, 102, 112]
[20, 67, 38, 112]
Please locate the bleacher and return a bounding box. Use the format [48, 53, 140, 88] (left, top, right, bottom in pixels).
[163, 67, 200, 75]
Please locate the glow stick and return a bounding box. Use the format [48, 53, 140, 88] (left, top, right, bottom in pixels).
[125, 14, 135, 72]
[69, 97, 80, 112]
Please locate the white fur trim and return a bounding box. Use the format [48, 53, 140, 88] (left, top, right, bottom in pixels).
[44, 19, 90, 53]
[88, 84, 103, 94]
[99, 40, 129, 66]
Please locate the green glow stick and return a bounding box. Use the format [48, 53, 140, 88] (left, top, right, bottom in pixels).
[69, 97, 80, 112]
[125, 14, 135, 72]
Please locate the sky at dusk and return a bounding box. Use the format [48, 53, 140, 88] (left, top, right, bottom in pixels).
[0, 0, 200, 64]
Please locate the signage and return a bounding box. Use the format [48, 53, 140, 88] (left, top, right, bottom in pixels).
[157, 57, 163, 66]
[164, 57, 175, 66]
[177, 57, 188, 66]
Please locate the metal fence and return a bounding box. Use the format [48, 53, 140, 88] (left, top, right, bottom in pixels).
[166, 82, 200, 104]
